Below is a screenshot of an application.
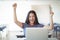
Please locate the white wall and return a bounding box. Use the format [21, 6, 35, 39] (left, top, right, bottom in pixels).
[31, 5, 50, 25]
[0, 1, 60, 31]
[0, 1, 30, 31]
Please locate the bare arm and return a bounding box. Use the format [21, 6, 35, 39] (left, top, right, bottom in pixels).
[44, 5, 54, 30]
[13, 3, 23, 28]
[49, 5, 54, 30]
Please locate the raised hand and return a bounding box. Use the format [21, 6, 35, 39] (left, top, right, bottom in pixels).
[49, 5, 54, 17]
[13, 3, 17, 9]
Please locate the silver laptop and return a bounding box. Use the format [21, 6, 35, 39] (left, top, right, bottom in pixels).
[25, 27, 48, 40]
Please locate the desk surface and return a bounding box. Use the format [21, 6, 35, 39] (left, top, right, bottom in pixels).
[48, 38, 58, 40]
[17, 38, 58, 40]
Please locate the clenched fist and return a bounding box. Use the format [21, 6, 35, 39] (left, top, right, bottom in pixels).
[13, 3, 17, 9]
[49, 5, 54, 17]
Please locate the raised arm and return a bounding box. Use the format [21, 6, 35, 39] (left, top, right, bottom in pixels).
[44, 5, 54, 30]
[13, 3, 23, 28]
[49, 5, 54, 30]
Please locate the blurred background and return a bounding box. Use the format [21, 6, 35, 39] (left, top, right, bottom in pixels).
[0, 0, 60, 40]
[0, 0, 60, 31]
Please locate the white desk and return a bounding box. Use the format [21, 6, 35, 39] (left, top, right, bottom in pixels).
[16, 38, 58, 40]
[48, 38, 58, 40]
[25, 37, 58, 40]
[7, 31, 58, 40]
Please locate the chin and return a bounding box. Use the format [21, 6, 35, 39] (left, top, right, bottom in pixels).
[30, 22, 34, 24]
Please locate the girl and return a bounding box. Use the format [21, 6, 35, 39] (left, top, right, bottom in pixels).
[13, 3, 54, 38]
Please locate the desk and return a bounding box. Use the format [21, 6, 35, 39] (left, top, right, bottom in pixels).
[48, 38, 58, 40]
[16, 38, 58, 40]
[8, 30, 58, 40]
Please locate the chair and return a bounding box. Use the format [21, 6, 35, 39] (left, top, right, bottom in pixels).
[0, 24, 8, 40]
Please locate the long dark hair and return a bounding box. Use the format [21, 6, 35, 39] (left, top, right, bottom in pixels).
[25, 10, 39, 25]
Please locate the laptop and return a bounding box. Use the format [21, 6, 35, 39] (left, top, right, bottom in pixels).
[25, 27, 48, 40]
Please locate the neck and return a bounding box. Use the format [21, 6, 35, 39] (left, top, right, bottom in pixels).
[30, 23, 34, 26]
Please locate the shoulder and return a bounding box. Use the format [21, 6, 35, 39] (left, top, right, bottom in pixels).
[37, 23, 44, 27]
[23, 23, 29, 28]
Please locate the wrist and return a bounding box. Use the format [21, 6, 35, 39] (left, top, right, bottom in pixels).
[14, 8, 16, 10]
[14, 8, 16, 9]
[50, 16, 53, 18]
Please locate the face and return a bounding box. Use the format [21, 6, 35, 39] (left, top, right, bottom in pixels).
[29, 13, 35, 24]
